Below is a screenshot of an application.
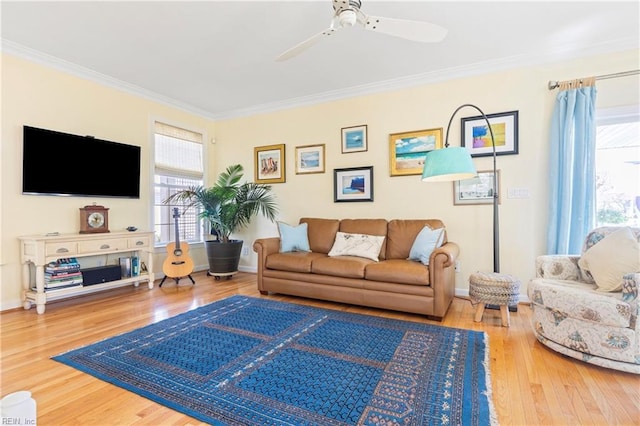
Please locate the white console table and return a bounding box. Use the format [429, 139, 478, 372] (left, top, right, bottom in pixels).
[19, 231, 155, 314]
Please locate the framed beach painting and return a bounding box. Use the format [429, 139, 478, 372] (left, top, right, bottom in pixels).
[461, 111, 518, 157]
[453, 170, 501, 205]
[334, 166, 373, 202]
[389, 128, 443, 176]
[295, 144, 325, 174]
[254, 143, 286, 184]
[341, 125, 368, 153]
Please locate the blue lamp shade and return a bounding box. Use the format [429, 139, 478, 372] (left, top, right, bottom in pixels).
[421, 147, 477, 182]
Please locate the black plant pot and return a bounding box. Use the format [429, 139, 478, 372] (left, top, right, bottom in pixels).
[205, 239, 243, 279]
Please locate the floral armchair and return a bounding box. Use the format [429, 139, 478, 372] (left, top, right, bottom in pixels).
[527, 226, 640, 374]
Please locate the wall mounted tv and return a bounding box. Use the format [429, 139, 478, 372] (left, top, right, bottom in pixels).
[22, 125, 141, 198]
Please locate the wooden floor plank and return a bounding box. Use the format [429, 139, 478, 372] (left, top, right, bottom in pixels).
[1, 271, 638, 425]
[576, 362, 639, 425]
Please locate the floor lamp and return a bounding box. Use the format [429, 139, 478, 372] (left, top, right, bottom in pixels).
[422, 104, 500, 273]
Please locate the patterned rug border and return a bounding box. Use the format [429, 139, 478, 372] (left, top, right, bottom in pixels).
[53, 295, 499, 425]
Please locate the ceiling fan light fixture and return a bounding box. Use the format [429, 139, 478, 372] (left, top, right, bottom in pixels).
[339, 10, 357, 27]
[276, 0, 447, 61]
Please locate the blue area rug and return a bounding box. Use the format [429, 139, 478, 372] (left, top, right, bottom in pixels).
[53, 295, 497, 425]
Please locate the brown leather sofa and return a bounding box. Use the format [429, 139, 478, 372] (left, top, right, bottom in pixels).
[253, 218, 459, 320]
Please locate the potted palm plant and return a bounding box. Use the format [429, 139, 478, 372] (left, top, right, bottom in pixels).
[164, 164, 278, 279]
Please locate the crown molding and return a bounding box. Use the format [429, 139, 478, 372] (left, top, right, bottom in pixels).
[1, 39, 215, 120]
[212, 37, 639, 120]
[3, 37, 638, 122]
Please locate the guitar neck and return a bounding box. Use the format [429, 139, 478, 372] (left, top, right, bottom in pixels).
[173, 208, 181, 250]
[174, 221, 181, 249]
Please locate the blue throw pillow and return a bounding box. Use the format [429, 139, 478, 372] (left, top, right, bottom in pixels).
[278, 222, 311, 253]
[408, 226, 445, 265]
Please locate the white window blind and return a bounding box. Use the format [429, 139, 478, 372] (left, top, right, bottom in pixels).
[153, 121, 205, 246]
[154, 122, 203, 179]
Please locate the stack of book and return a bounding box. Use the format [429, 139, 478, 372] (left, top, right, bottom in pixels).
[119, 256, 140, 278]
[37, 258, 83, 291]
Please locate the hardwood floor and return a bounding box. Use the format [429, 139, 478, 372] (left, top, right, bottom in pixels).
[1, 271, 638, 425]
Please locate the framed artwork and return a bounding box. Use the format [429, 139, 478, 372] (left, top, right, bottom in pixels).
[341, 124, 368, 153]
[334, 166, 373, 202]
[389, 127, 443, 176]
[461, 110, 519, 157]
[254, 143, 286, 183]
[453, 170, 501, 205]
[295, 144, 325, 174]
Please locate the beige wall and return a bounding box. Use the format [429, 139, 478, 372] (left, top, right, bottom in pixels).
[1, 54, 215, 310]
[214, 49, 639, 294]
[2, 49, 638, 311]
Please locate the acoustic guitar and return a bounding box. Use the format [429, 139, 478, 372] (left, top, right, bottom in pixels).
[162, 208, 194, 279]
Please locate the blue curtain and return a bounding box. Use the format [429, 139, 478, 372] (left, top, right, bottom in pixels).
[547, 82, 597, 254]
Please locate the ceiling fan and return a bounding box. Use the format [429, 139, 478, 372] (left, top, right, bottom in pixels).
[276, 0, 447, 62]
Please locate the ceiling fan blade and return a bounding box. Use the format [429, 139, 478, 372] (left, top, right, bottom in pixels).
[276, 26, 338, 62]
[363, 15, 447, 43]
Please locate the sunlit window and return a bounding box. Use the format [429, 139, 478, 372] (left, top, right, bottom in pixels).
[595, 108, 640, 227]
[153, 122, 205, 245]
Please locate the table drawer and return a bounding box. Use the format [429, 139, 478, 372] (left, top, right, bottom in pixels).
[78, 238, 127, 253]
[128, 235, 150, 248]
[45, 242, 78, 256]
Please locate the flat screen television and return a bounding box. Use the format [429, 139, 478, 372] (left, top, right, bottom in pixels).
[22, 125, 141, 198]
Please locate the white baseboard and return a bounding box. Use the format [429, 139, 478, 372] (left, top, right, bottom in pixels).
[1, 300, 22, 311]
[2, 269, 527, 313]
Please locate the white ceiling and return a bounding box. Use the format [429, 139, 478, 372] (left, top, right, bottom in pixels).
[2, 1, 639, 120]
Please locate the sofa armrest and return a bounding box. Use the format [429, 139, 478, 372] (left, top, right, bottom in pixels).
[535, 254, 582, 280]
[253, 237, 280, 257]
[622, 273, 639, 303]
[253, 238, 280, 292]
[621, 273, 640, 332]
[430, 241, 459, 268]
[429, 242, 459, 318]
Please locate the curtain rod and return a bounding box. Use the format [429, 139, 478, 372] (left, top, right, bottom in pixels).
[548, 69, 640, 90]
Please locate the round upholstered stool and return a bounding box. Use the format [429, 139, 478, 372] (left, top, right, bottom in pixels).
[469, 271, 521, 327]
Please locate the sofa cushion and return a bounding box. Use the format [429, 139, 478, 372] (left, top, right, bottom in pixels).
[365, 259, 430, 286]
[328, 232, 385, 261]
[579, 226, 640, 284]
[578, 227, 640, 292]
[277, 222, 311, 252]
[266, 252, 327, 273]
[581, 226, 640, 254]
[299, 218, 340, 254]
[408, 226, 445, 265]
[386, 219, 446, 260]
[339, 219, 388, 260]
[311, 255, 373, 279]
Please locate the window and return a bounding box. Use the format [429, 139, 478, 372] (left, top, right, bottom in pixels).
[595, 107, 640, 227]
[153, 121, 204, 246]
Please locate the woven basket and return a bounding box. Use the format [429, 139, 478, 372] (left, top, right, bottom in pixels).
[469, 271, 520, 305]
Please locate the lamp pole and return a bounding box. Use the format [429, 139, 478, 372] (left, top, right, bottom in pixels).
[443, 104, 500, 273]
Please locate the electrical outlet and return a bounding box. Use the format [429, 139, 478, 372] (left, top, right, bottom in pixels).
[242, 247, 249, 256]
[455, 261, 460, 273]
[507, 187, 530, 199]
